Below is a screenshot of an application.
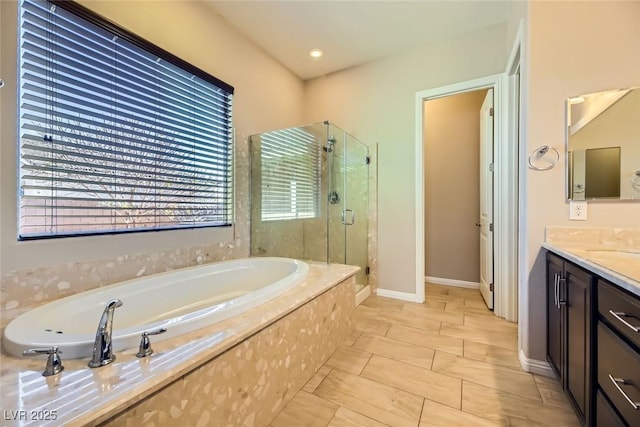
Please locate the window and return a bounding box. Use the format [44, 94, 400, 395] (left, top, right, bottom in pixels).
[18, 0, 234, 239]
[260, 128, 320, 221]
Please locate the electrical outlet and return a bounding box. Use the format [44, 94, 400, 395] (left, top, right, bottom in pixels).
[569, 201, 588, 221]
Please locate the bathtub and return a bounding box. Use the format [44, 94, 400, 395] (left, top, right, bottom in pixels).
[3, 257, 309, 359]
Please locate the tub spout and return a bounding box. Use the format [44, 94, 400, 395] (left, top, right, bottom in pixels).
[88, 298, 123, 368]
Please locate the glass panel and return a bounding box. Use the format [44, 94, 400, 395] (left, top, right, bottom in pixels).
[344, 133, 369, 287]
[327, 124, 346, 266]
[249, 123, 326, 261]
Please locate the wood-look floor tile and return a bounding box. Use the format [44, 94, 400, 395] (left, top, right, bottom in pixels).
[419, 399, 501, 426]
[325, 345, 371, 374]
[353, 334, 435, 369]
[270, 390, 339, 427]
[343, 329, 363, 347]
[401, 303, 464, 325]
[423, 299, 447, 311]
[432, 351, 540, 401]
[378, 309, 443, 331]
[447, 287, 482, 298]
[425, 284, 450, 295]
[327, 407, 388, 427]
[463, 313, 518, 334]
[464, 297, 489, 309]
[440, 323, 517, 350]
[303, 365, 333, 393]
[387, 324, 464, 356]
[462, 381, 580, 426]
[444, 303, 494, 317]
[533, 374, 574, 410]
[360, 295, 406, 310]
[314, 369, 424, 427]
[361, 355, 462, 409]
[354, 312, 391, 336]
[425, 292, 465, 304]
[463, 340, 521, 371]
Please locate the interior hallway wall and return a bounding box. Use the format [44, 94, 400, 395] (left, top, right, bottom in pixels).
[424, 90, 487, 284]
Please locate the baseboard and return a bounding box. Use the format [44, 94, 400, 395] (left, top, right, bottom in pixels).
[518, 349, 556, 378]
[355, 285, 371, 306]
[425, 276, 480, 289]
[375, 288, 421, 303]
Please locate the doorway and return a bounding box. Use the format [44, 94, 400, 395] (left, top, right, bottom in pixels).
[415, 70, 520, 321]
[423, 89, 493, 309]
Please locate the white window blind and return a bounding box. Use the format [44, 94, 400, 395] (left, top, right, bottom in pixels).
[18, 0, 234, 239]
[260, 128, 320, 221]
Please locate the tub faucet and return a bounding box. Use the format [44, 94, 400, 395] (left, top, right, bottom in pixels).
[88, 298, 123, 368]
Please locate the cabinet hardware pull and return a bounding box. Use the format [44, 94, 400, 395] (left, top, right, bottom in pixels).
[554, 274, 559, 308]
[609, 310, 640, 333]
[557, 277, 566, 307]
[608, 374, 640, 410]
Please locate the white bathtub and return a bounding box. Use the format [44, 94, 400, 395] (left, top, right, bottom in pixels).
[3, 257, 309, 359]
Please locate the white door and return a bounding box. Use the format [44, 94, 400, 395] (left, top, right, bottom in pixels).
[479, 89, 494, 309]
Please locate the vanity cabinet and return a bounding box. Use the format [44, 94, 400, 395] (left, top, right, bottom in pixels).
[597, 279, 640, 427]
[546, 252, 595, 425]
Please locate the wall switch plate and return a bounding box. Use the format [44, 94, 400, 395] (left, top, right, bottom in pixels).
[569, 200, 588, 221]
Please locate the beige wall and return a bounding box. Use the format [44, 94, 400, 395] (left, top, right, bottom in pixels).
[303, 23, 508, 294]
[424, 90, 487, 283]
[524, 0, 640, 360]
[0, 1, 304, 307]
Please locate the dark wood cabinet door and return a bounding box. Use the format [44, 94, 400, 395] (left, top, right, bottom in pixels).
[547, 253, 564, 382]
[565, 263, 592, 422]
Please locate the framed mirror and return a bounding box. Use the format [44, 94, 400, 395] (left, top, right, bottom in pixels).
[566, 87, 640, 200]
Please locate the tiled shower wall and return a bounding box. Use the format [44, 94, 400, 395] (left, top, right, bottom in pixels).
[250, 129, 378, 293]
[0, 137, 251, 334]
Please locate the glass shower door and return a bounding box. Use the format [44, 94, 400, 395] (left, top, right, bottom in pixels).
[327, 125, 369, 288]
[344, 133, 369, 288]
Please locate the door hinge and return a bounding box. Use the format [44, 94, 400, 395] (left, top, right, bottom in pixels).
[489, 163, 494, 172]
[365, 156, 371, 165]
[365, 266, 370, 275]
[489, 107, 494, 117]
[489, 223, 494, 232]
[490, 283, 494, 291]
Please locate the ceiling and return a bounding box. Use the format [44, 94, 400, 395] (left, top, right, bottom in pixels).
[205, 1, 515, 80]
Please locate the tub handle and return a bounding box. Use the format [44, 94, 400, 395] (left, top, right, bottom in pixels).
[136, 327, 167, 358]
[23, 347, 64, 377]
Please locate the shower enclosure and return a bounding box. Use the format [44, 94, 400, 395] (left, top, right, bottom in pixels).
[249, 121, 375, 293]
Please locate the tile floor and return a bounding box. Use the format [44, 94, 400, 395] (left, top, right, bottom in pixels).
[270, 283, 581, 427]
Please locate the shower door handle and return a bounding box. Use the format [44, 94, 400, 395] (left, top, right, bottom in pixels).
[342, 209, 355, 225]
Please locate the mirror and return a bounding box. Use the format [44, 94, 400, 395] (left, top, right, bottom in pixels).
[566, 87, 640, 200]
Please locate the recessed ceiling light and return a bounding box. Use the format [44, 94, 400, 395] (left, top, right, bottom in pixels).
[309, 48, 323, 59]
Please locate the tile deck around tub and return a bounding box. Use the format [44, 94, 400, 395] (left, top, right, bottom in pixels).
[271, 283, 581, 427]
[0, 263, 358, 427]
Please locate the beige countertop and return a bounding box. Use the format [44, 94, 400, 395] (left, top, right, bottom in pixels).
[543, 226, 640, 296]
[0, 262, 359, 427]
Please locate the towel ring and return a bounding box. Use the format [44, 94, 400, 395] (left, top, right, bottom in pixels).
[632, 170, 640, 191]
[528, 145, 559, 171]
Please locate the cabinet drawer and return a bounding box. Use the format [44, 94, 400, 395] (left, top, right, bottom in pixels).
[598, 323, 640, 426]
[598, 279, 640, 349]
[596, 389, 625, 427]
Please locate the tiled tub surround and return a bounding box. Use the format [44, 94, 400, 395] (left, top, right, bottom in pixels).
[0, 263, 357, 427]
[543, 226, 640, 294]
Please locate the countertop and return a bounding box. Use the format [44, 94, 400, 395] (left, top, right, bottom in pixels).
[542, 242, 640, 297]
[0, 262, 359, 427]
